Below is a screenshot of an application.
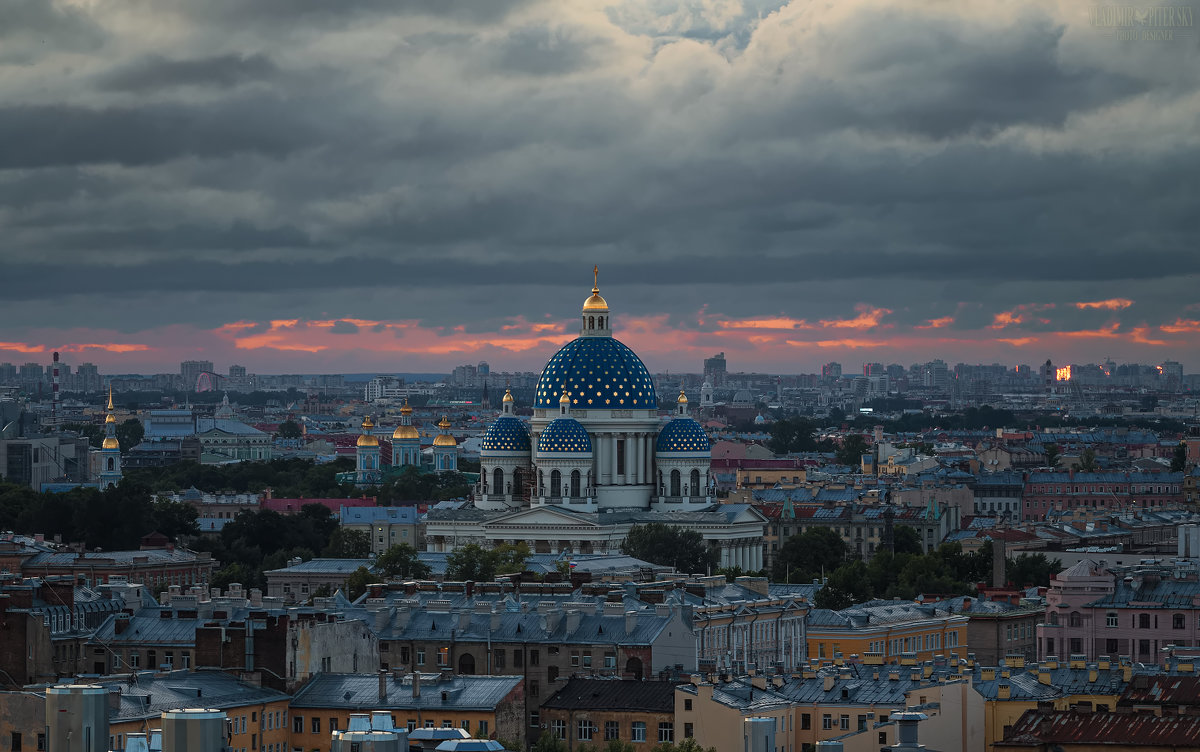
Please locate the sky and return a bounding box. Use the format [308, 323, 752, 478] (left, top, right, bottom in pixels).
[2, 0, 1199, 376]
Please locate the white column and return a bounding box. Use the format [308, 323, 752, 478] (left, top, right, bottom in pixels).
[609, 435, 618, 485]
[637, 434, 646, 484]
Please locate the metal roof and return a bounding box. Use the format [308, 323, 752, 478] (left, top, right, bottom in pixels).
[291, 672, 521, 711]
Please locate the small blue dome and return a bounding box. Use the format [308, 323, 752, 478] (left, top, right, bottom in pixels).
[655, 418, 710, 453]
[537, 417, 593, 454]
[535, 337, 658, 409]
[481, 416, 531, 453]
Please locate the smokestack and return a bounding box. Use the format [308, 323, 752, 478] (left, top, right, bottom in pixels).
[52, 351, 60, 429]
[992, 539, 1006, 589]
[161, 709, 228, 752]
[379, 669, 388, 702]
[46, 685, 110, 752]
[412, 672, 421, 698]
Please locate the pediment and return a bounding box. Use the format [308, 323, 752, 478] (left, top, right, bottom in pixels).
[483, 506, 600, 528]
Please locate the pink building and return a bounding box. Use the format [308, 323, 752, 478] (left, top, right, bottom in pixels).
[1020, 470, 1184, 522]
[1038, 559, 1200, 663]
[261, 497, 376, 515]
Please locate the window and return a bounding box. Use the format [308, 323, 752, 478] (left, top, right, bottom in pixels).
[822, 714, 833, 730]
[879, 732, 888, 745]
[530, 713, 540, 728]
[840, 715, 850, 731]
[407, 721, 417, 732]
[582, 653, 592, 668]
[1070, 638, 1082, 654]
[1107, 639, 1119, 655]
[570, 651, 580, 667]
[530, 680, 539, 698]
[658, 723, 673, 743]
[632, 722, 646, 743]
[35, 735, 43, 752]
[514, 649, 523, 667]
[462, 721, 471, 732]
[1139, 614, 1151, 629]
[579, 721, 595, 741]
[605, 721, 620, 741]
[1069, 612, 1082, 628]
[495, 651, 505, 670]
[617, 440, 626, 475]
[1174, 614, 1186, 629]
[551, 720, 566, 740]
[417, 649, 426, 666]
[858, 715, 867, 732]
[437, 647, 450, 667]
[1107, 613, 1118, 628]
[312, 718, 320, 734]
[12, 732, 21, 751]
[684, 699, 693, 711]
[604, 651, 617, 668]
[478, 721, 488, 736]
[801, 714, 811, 730]
[684, 723, 694, 739]
[442, 721, 452, 729]
[530, 650, 539, 666]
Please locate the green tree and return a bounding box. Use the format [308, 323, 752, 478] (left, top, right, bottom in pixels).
[1043, 444, 1061, 468]
[211, 562, 252, 591]
[62, 422, 104, 448]
[1172, 442, 1188, 472]
[771, 527, 847, 582]
[323, 528, 372, 558]
[149, 498, 199, 540]
[116, 418, 145, 453]
[621, 523, 719, 574]
[893, 526, 924, 555]
[1075, 448, 1098, 472]
[277, 419, 303, 439]
[836, 434, 871, 467]
[1006, 553, 1063, 588]
[374, 543, 432, 579]
[491, 542, 532, 576]
[531, 731, 568, 752]
[446, 544, 497, 581]
[345, 566, 373, 600]
[768, 416, 820, 454]
[815, 560, 873, 609]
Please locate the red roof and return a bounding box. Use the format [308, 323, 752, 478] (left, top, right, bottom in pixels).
[999, 709, 1200, 747]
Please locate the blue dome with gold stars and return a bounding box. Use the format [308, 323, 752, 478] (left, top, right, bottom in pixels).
[481, 416, 531, 453]
[537, 417, 593, 454]
[534, 337, 658, 409]
[655, 418, 710, 453]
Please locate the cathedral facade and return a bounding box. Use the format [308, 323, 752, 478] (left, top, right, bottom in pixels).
[476, 269, 713, 513]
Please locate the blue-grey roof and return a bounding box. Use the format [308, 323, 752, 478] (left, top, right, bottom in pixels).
[340, 506, 419, 525]
[264, 557, 372, 575]
[534, 336, 658, 409]
[22, 548, 207, 567]
[291, 672, 521, 711]
[195, 418, 266, 436]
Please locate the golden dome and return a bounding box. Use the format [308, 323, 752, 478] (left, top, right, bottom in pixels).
[502, 389, 514, 403]
[560, 391, 572, 405]
[677, 390, 688, 404]
[105, 413, 116, 424]
[358, 415, 378, 447]
[102, 437, 120, 450]
[392, 424, 419, 440]
[400, 400, 413, 416]
[582, 264, 609, 311]
[433, 415, 456, 447]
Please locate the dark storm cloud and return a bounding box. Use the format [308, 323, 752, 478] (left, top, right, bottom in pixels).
[0, 0, 1197, 366]
[0, 98, 319, 168]
[0, 0, 106, 62]
[329, 321, 360, 334]
[98, 54, 279, 92]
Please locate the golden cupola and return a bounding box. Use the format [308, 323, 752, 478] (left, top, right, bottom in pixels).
[582, 264, 609, 311]
[101, 385, 121, 450]
[392, 400, 419, 440]
[357, 415, 379, 447]
[432, 415, 457, 447]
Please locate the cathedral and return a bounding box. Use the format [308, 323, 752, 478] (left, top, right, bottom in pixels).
[424, 270, 767, 570]
[476, 267, 714, 512]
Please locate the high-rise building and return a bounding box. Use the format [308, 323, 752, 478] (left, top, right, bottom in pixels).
[703, 352, 727, 386]
[229, 364, 246, 378]
[180, 360, 214, 391]
[821, 362, 842, 380]
[864, 362, 886, 376]
[19, 362, 44, 384]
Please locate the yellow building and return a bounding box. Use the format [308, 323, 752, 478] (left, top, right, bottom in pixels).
[806, 600, 969, 665]
[971, 657, 1129, 751]
[289, 672, 526, 749]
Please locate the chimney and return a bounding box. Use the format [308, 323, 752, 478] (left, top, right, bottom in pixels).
[565, 609, 582, 634]
[379, 669, 388, 702]
[997, 684, 1011, 700]
[412, 672, 421, 698]
[823, 674, 836, 692]
[1038, 670, 1051, 685]
[697, 684, 714, 702]
[625, 611, 638, 634]
[1088, 665, 1098, 683]
[889, 711, 928, 750]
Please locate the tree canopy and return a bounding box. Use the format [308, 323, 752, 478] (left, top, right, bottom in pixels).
[621, 523, 718, 574]
[445, 542, 531, 582]
[374, 543, 431, 579]
[771, 527, 847, 583]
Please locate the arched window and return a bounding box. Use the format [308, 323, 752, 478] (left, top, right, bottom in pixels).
[1139, 613, 1151, 629]
[625, 656, 644, 680]
[598, 316, 604, 329]
[670, 469, 681, 497]
[1069, 612, 1082, 628]
[493, 467, 504, 494]
[690, 469, 701, 496]
[513, 469, 524, 495]
[551, 469, 562, 498]
[570, 470, 581, 498]
[458, 653, 475, 675]
[588, 316, 595, 330]
[107, 457, 114, 471]
[1049, 612, 1058, 626]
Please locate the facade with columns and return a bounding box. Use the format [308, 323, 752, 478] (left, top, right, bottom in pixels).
[423, 270, 768, 568]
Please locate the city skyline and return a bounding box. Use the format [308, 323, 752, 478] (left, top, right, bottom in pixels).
[2, 1, 1197, 374]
